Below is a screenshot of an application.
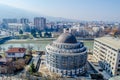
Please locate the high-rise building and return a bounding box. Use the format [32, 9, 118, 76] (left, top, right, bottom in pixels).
[93, 37, 120, 76]
[3, 18, 17, 23]
[46, 32, 87, 77]
[20, 18, 29, 24]
[34, 17, 46, 30]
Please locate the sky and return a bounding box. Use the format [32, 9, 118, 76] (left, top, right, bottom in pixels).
[0, 0, 120, 21]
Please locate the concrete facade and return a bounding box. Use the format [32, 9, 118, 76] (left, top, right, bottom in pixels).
[46, 32, 87, 77]
[93, 37, 120, 76]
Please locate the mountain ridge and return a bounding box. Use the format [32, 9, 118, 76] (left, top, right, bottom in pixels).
[0, 4, 79, 22]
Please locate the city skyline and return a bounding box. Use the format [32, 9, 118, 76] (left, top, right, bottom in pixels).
[0, 1, 120, 79]
[0, 0, 120, 21]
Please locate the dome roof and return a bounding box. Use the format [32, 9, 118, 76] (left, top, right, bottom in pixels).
[56, 33, 77, 43]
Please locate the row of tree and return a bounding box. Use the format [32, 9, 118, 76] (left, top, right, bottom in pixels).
[19, 28, 52, 38]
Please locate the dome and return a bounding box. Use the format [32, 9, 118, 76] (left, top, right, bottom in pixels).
[56, 32, 77, 43]
[46, 32, 87, 77]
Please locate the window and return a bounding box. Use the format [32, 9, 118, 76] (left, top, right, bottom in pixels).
[57, 70, 58, 73]
[8, 53, 15, 55]
[8, 53, 11, 55]
[113, 58, 115, 61]
[118, 64, 120, 67]
[65, 45, 69, 49]
[12, 53, 15, 55]
[112, 67, 114, 69]
[117, 69, 120, 71]
[111, 72, 112, 75]
[114, 54, 116, 56]
[112, 62, 114, 65]
[62, 45, 65, 48]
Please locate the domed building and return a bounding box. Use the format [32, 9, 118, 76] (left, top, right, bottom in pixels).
[46, 32, 87, 77]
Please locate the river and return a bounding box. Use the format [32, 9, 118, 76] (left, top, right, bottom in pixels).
[0, 38, 94, 51]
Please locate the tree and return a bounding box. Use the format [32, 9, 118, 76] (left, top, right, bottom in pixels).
[31, 29, 36, 37]
[27, 45, 33, 54]
[49, 32, 52, 37]
[19, 29, 23, 34]
[44, 32, 52, 38]
[23, 24, 31, 32]
[114, 31, 120, 37]
[38, 30, 42, 37]
[1, 23, 8, 29]
[29, 62, 36, 74]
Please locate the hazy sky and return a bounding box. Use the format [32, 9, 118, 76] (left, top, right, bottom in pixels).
[0, 0, 120, 21]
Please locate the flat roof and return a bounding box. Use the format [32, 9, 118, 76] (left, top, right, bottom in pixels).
[95, 37, 120, 50]
[109, 76, 120, 80]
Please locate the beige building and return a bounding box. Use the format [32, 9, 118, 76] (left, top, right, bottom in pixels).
[93, 37, 120, 76]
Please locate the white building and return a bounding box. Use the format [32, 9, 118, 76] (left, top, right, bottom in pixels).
[92, 27, 100, 33]
[71, 25, 85, 32]
[8, 23, 23, 31]
[0, 30, 10, 37]
[6, 48, 26, 58]
[93, 37, 120, 76]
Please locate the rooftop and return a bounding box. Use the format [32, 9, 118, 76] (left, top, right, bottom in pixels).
[56, 32, 77, 43]
[95, 37, 120, 50]
[6, 48, 26, 53]
[109, 76, 120, 80]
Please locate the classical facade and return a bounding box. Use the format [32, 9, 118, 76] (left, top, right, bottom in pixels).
[46, 32, 87, 76]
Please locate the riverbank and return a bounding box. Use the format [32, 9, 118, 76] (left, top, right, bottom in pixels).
[0, 38, 94, 51]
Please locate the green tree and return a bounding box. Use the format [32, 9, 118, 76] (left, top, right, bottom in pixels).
[29, 62, 36, 74]
[31, 29, 36, 37]
[19, 29, 23, 34]
[38, 30, 42, 37]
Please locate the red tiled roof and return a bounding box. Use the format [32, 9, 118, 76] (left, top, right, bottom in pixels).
[6, 48, 26, 53]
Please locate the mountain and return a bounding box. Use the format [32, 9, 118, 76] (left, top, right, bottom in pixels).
[0, 4, 79, 22]
[0, 4, 39, 19]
